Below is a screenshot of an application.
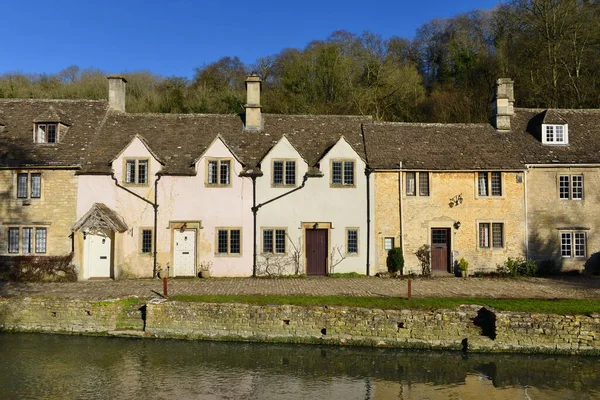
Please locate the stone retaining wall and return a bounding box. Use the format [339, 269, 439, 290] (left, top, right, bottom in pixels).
[1, 298, 598, 354]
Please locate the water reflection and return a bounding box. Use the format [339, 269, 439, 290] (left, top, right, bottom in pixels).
[0, 333, 598, 399]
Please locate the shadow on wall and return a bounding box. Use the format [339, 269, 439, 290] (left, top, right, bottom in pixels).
[584, 252, 600, 275]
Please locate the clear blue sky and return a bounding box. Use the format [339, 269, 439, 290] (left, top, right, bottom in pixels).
[0, 0, 504, 78]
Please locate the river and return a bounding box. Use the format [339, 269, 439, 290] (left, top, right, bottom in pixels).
[0, 333, 598, 399]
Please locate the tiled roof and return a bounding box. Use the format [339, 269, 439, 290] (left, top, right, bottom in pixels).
[0, 99, 109, 167]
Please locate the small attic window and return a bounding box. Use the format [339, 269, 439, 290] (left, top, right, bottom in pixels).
[35, 123, 58, 144]
[542, 124, 568, 145]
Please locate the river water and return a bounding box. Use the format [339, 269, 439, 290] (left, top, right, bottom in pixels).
[1, 333, 598, 399]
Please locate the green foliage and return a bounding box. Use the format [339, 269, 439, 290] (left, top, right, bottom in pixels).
[497, 257, 539, 277]
[387, 247, 404, 274]
[0, 253, 77, 282]
[328, 272, 365, 278]
[458, 258, 469, 272]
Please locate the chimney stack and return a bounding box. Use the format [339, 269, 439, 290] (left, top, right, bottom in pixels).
[244, 74, 262, 131]
[107, 75, 127, 112]
[492, 78, 514, 131]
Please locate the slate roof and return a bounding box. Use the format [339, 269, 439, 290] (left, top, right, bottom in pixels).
[0, 99, 109, 167]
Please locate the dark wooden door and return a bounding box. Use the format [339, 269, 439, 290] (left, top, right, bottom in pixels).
[306, 229, 328, 276]
[431, 228, 450, 272]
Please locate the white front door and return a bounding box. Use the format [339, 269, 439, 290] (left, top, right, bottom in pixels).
[174, 229, 196, 276]
[85, 230, 112, 278]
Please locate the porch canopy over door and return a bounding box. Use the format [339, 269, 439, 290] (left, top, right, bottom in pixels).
[72, 203, 128, 234]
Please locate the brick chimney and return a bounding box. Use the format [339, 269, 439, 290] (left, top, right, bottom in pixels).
[107, 75, 127, 112]
[244, 74, 262, 131]
[491, 78, 514, 131]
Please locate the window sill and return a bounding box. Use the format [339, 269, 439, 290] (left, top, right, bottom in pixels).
[123, 183, 150, 187]
[215, 253, 242, 257]
[205, 184, 233, 188]
[330, 184, 356, 188]
[271, 184, 297, 189]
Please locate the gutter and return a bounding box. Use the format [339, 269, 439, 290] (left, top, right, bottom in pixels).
[525, 164, 600, 168]
[111, 173, 161, 278]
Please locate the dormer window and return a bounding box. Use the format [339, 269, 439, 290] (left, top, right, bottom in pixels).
[542, 124, 568, 145]
[35, 123, 58, 143]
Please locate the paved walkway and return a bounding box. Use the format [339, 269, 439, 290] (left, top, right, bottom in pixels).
[1, 276, 599, 300]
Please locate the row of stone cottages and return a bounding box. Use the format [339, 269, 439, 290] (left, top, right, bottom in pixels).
[0, 75, 598, 279]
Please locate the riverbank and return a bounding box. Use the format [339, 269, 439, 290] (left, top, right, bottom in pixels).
[1, 297, 598, 355]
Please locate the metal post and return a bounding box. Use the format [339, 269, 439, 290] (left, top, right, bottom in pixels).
[162, 276, 168, 297]
[407, 279, 412, 300]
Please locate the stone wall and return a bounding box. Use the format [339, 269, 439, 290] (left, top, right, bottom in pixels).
[1, 298, 598, 354]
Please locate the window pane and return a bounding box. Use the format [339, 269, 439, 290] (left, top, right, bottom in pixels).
[22, 228, 33, 254]
[137, 160, 148, 184]
[479, 223, 490, 248]
[492, 223, 503, 248]
[126, 160, 136, 184]
[561, 232, 572, 257]
[343, 161, 354, 185]
[220, 160, 230, 185]
[332, 162, 342, 184]
[30, 173, 41, 198]
[574, 232, 586, 257]
[8, 228, 19, 253]
[556, 125, 564, 142]
[419, 172, 429, 196]
[229, 230, 240, 254]
[208, 161, 218, 184]
[35, 228, 46, 253]
[559, 175, 570, 199]
[47, 124, 57, 143]
[218, 230, 228, 253]
[275, 229, 286, 254]
[273, 161, 283, 185]
[384, 237, 394, 250]
[285, 161, 296, 185]
[572, 175, 583, 200]
[546, 125, 554, 142]
[406, 172, 416, 196]
[141, 229, 152, 253]
[347, 229, 358, 253]
[262, 229, 273, 253]
[17, 174, 28, 198]
[478, 173, 488, 196]
[491, 172, 502, 196]
[36, 124, 46, 143]
[432, 229, 447, 244]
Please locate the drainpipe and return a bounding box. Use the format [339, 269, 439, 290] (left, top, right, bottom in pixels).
[399, 161, 405, 264]
[111, 173, 161, 278]
[365, 167, 372, 276]
[524, 167, 529, 260]
[251, 174, 311, 277]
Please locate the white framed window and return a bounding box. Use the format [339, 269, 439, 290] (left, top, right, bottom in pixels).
[331, 160, 355, 187]
[262, 228, 287, 254]
[346, 228, 359, 254]
[561, 231, 586, 258]
[16, 172, 42, 199]
[543, 124, 568, 145]
[272, 160, 296, 187]
[559, 175, 583, 200]
[216, 228, 241, 255]
[383, 237, 395, 250]
[7, 227, 47, 254]
[479, 222, 504, 249]
[406, 172, 429, 196]
[125, 159, 149, 185]
[140, 228, 153, 254]
[478, 172, 502, 197]
[35, 123, 58, 143]
[207, 159, 231, 186]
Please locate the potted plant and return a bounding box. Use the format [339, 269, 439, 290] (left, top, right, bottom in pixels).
[459, 258, 469, 278]
[198, 261, 212, 278]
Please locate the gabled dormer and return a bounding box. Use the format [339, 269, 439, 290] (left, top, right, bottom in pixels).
[33, 106, 71, 144]
[541, 109, 568, 145]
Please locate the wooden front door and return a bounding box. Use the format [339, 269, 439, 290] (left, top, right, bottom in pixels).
[306, 229, 328, 276]
[431, 228, 450, 272]
[85, 230, 112, 278]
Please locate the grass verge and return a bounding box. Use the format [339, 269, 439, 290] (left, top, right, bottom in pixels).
[168, 295, 600, 315]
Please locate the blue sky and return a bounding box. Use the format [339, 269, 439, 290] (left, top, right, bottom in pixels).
[0, 0, 503, 78]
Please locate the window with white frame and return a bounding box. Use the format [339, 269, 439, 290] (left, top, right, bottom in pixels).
[479, 223, 504, 249]
[559, 175, 583, 200]
[141, 228, 153, 254]
[543, 124, 568, 145]
[16, 173, 42, 199]
[125, 159, 149, 185]
[383, 237, 395, 251]
[561, 231, 586, 258]
[262, 228, 286, 254]
[406, 172, 429, 196]
[8, 227, 46, 254]
[35, 123, 58, 143]
[216, 228, 241, 255]
[331, 160, 355, 186]
[272, 160, 296, 186]
[207, 159, 231, 186]
[478, 172, 502, 197]
[346, 228, 358, 254]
